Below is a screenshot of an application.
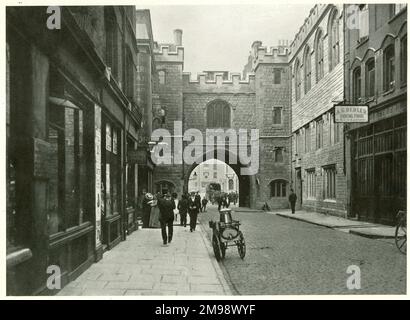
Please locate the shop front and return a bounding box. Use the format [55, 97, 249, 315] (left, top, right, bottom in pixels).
[350, 110, 406, 225]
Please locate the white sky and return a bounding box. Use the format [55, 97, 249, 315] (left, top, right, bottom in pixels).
[136, 4, 314, 76]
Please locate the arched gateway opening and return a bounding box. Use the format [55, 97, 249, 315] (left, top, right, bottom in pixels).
[184, 149, 252, 207]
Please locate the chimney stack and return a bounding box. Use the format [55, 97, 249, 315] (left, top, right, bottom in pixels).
[251, 41, 262, 57]
[174, 29, 183, 46]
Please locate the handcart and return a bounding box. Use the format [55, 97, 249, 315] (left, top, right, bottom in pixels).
[209, 208, 246, 261]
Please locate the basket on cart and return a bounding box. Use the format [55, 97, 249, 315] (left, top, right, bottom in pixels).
[209, 208, 246, 261]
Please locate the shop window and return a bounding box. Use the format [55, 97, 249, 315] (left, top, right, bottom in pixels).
[294, 59, 301, 101]
[48, 99, 87, 234]
[270, 180, 287, 198]
[306, 169, 316, 199]
[7, 41, 17, 249]
[126, 138, 136, 208]
[323, 165, 336, 199]
[353, 66, 361, 103]
[303, 45, 311, 93]
[365, 58, 375, 98]
[315, 29, 324, 83]
[273, 107, 282, 124]
[273, 68, 281, 84]
[102, 120, 121, 217]
[401, 35, 407, 85]
[207, 100, 230, 128]
[383, 45, 395, 91]
[328, 9, 340, 71]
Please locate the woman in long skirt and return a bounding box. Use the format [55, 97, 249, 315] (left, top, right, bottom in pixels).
[149, 193, 161, 228]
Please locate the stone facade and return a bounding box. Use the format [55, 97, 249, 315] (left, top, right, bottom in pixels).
[152, 29, 292, 209]
[289, 4, 347, 217]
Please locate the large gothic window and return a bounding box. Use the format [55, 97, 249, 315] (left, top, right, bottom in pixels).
[294, 59, 301, 101]
[328, 8, 340, 71]
[207, 100, 231, 128]
[303, 45, 311, 94]
[315, 29, 324, 83]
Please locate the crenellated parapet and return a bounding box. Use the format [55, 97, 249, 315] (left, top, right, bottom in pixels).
[154, 44, 184, 63]
[249, 40, 290, 71]
[182, 71, 255, 94]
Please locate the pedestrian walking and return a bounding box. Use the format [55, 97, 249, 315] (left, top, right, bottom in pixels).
[172, 192, 179, 223]
[289, 189, 297, 214]
[195, 192, 202, 212]
[157, 192, 176, 245]
[178, 194, 189, 227]
[149, 193, 162, 228]
[201, 197, 208, 212]
[141, 190, 152, 228]
[188, 191, 200, 232]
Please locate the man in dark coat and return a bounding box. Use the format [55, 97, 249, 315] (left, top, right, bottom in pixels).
[178, 194, 189, 227]
[188, 192, 200, 232]
[157, 192, 176, 245]
[201, 197, 208, 212]
[195, 192, 202, 212]
[289, 189, 297, 214]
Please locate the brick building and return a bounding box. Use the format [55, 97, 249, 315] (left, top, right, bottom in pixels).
[6, 6, 143, 295]
[344, 4, 407, 224]
[289, 4, 347, 217]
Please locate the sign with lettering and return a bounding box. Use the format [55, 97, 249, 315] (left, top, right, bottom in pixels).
[335, 105, 368, 123]
[128, 149, 147, 164]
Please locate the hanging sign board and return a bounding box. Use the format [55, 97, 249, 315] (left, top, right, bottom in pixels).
[335, 105, 369, 123]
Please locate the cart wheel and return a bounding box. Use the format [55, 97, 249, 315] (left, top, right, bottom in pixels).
[212, 234, 222, 261]
[395, 219, 407, 255]
[237, 231, 246, 259]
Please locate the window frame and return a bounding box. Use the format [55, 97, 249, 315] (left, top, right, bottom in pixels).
[383, 44, 395, 92]
[352, 66, 362, 104]
[365, 58, 375, 98]
[273, 68, 282, 84]
[400, 35, 407, 85]
[315, 29, 324, 83]
[294, 59, 301, 101]
[328, 9, 340, 71]
[303, 46, 312, 94]
[272, 106, 283, 125]
[323, 165, 337, 200]
[270, 179, 287, 198]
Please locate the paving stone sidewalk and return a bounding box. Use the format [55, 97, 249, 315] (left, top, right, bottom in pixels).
[58, 224, 232, 296]
[272, 209, 398, 238]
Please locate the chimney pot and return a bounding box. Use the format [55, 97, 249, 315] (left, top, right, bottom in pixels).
[174, 29, 183, 46]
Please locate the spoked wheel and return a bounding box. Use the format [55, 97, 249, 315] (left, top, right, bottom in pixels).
[237, 231, 246, 259]
[212, 233, 222, 261]
[395, 220, 407, 255]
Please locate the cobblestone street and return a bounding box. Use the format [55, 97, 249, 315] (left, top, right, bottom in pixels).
[199, 206, 406, 295]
